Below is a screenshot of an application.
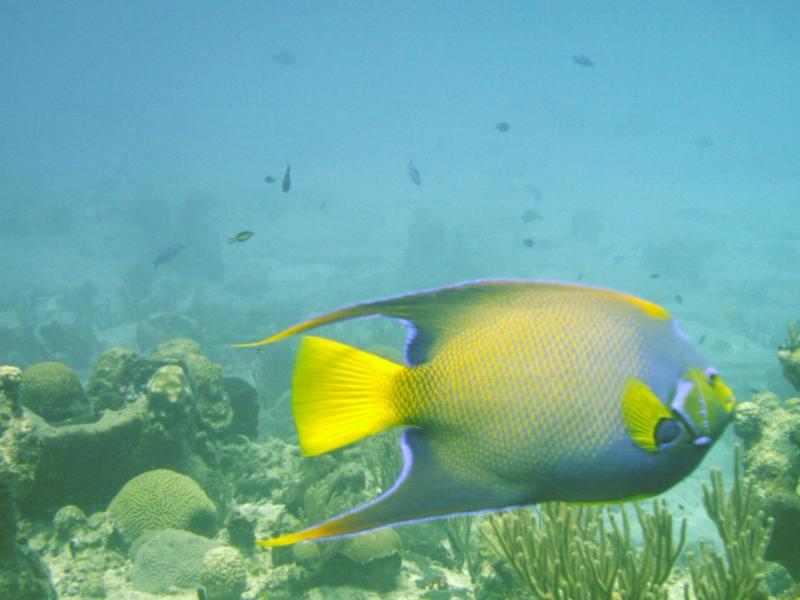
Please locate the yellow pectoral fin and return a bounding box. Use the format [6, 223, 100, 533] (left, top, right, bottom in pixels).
[621, 379, 672, 452]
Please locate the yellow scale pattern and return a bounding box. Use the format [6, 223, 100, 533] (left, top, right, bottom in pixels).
[392, 287, 652, 492]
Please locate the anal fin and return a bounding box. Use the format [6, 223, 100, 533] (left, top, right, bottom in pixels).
[259, 428, 522, 546]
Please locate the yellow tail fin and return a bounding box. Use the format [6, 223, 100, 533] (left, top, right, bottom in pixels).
[292, 336, 405, 456]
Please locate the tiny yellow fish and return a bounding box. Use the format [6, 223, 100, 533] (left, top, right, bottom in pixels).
[235, 280, 735, 546]
[228, 231, 254, 245]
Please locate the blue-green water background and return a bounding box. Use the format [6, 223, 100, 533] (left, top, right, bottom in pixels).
[1, 1, 799, 586]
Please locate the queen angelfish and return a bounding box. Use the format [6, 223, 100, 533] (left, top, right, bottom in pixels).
[235, 280, 736, 546]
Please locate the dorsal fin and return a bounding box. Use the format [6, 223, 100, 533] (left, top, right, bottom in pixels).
[234, 280, 670, 365]
[233, 280, 528, 363]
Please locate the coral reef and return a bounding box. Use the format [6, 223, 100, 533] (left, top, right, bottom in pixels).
[151, 337, 234, 432]
[6, 332, 790, 599]
[483, 500, 685, 600]
[85, 346, 165, 413]
[22, 348, 230, 515]
[52, 505, 87, 540]
[288, 526, 403, 593]
[223, 376, 259, 440]
[200, 545, 248, 600]
[19, 361, 88, 423]
[40, 510, 125, 598]
[130, 528, 219, 593]
[108, 468, 217, 542]
[684, 448, 773, 600]
[778, 321, 800, 391]
[734, 390, 800, 578]
[0, 365, 57, 599]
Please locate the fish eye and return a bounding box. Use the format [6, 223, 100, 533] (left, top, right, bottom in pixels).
[655, 418, 682, 447]
[704, 367, 718, 385]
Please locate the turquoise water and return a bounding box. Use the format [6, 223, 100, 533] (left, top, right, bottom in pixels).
[1, 3, 799, 599]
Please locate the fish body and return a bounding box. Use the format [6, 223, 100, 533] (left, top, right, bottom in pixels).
[282, 164, 291, 193]
[228, 231, 254, 244]
[264, 175, 276, 184]
[521, 209, 542, 223]
[407, 161, 421, 186]
[152, 244, 184, 269]
[573, 53, 595, 68]
[495, 121, 510, 133]
[237, 280, 735, 545]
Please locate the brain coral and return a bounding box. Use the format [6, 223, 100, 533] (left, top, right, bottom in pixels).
[130, 528, 218, 593]
[19, 361, 87, 422]
[200, 546, 247, 600]
[107, 469, 217, 541]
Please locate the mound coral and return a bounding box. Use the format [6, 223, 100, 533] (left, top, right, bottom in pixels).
[19, 361, 87, 423]
[130, 528, 218, 593]
[200, 546, 247, 600]
[108, 469, 217, 542]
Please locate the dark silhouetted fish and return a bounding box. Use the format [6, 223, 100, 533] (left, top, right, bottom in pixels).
[522, 238, 534, 248]
[675, 293, 683, 304]
[228, 231, 255, 244]
[572, 54, 595, 68]
[152, 244, 184, 269]
[495, 122, 510, 133]
[649, 273, 660, 279]
[521, 209, 542, 223]
[264, 175, 276, 184]
[408, 161, 421, 186]
[282, 164, 291, 193]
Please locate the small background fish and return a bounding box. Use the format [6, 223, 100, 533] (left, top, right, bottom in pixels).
[151, 244, 183, 269]
[228, 231, 254, 244]
[407, 161, 421, 186]
[282, 164, 291, 192]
